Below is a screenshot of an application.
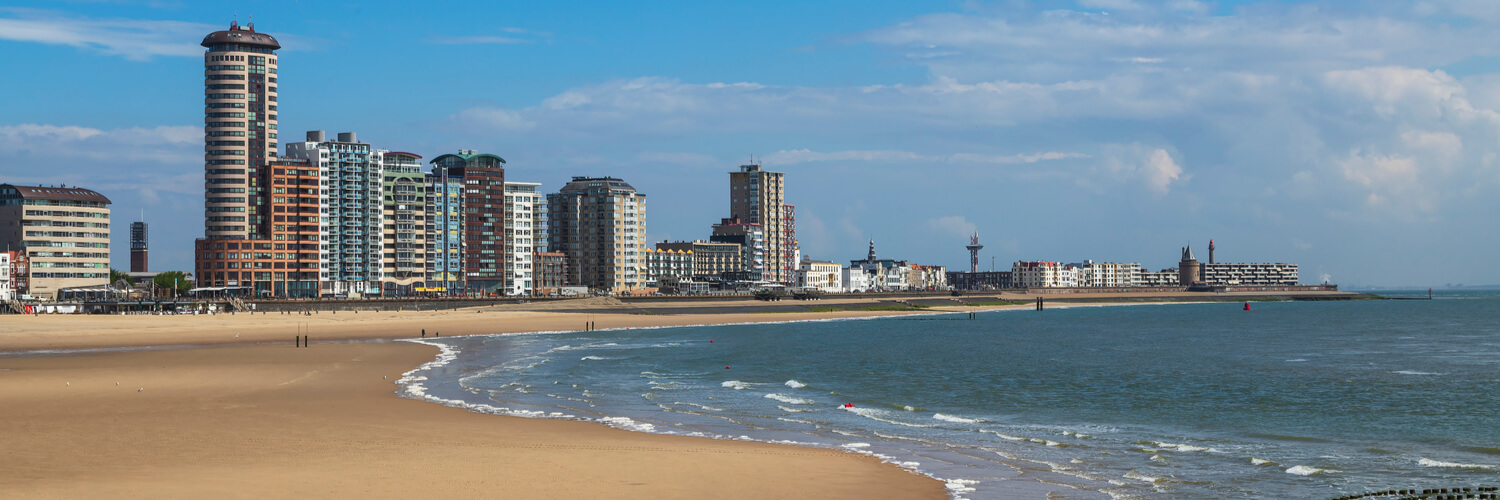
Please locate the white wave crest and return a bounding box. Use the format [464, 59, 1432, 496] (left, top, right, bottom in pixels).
[598, 416, 656, 433]
[784, 379, 807, 389]
[1393, 370, 1443, 376]
[1123, 471, 1164, 483]
[1285, 465, 1338, 476]
[721, 380, 753, 390]
[1155, 441, 1215, 452]
[1250, 457, 1275, 466]
[932, 413, 984, 424]
[778, 405, 811, 413]
[1419, 458, 1496, 469]
[765, 393, 815, 405]
[945, 479, 978, 493]
[580, 355, 611, 361]
[846, 407, 935, 428]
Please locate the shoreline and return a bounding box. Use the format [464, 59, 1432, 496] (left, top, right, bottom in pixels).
[0, 292, 1360, 498]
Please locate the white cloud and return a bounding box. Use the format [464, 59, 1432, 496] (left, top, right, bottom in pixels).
[1101, 144, 1184, 195]
[927, 215, 978, 240]
[0, 9, 216, 60]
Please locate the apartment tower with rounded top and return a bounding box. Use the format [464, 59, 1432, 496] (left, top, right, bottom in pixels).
[200, 20, 280, 240]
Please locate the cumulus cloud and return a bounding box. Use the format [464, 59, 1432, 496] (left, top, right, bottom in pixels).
[1101, 144, 1185, 195]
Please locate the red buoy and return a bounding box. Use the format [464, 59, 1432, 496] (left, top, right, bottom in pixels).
[844, 403, 854, 408]
[710, 340, 714, 343]
[725, 366, 731, 369]
[1244, 302, 1251, 311]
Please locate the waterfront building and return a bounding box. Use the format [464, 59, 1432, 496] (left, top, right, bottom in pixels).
[195, 158, 323, 296]
[0, 184, 112, 299]
[503, 182, 541, 296]
[729, 164, 797, 285]
[285, 131, 384, 296]
[379, 152, 426, 296]
[797, 259, 842, 293]
[2, 250, 25, 299]
[547, 177, 647, 293]
[1012, 261, 1069, 288]
[130, 221, 148, 272]
[643, 247, 693, 286]
[656, 240, 742, 277]
[1178, 246, 1202, 285]
[1140, 269, 1179, 287]
[424, 168, 464, 294]
[1075, 261, 1142, 287]
[947, 271, 1012, 290]
[0, 252, 11, 301]
[907, 264, 949, 290]
[710, 216, 768, 282]
[199, 21, 280, 241]
[847, 239, 912, 291]
[842, 265, 873, 292]
[534, 251, 567, 293]
[1201, 262, 1299, 285]
[432, 150, 508, 294]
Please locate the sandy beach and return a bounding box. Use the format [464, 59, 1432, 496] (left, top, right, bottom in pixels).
[0, 292, 1359, 498]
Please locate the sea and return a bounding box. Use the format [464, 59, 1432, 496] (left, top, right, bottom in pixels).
[398, 290, 1500, 499]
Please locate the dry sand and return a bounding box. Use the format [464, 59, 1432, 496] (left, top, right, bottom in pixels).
[0, 342, 946, 499]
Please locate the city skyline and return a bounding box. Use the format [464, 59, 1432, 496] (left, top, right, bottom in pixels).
[3, 2, 1499, 287]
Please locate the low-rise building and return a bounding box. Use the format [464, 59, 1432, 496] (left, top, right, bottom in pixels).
[1075, 261, 1142, 287]
[907, 264, 948, 290]
[656, 240, 742, 277]
[1012, 261, 1072, 288]
[0, 184, 112, 299]
[643, 247, 693, 286]
[1140, 268, 1179, 287]
[1202, 263, 1298, 286]
[947, 271, 1012, 290]
[797, 259, 842, 293]
[842, 265, 873, 292]
[710, 217, 768, 282]
[0, 252, 13, 302]
[534, 251, 568, 294]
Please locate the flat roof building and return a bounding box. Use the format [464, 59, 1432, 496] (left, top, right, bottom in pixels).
[0, 184, 112, 299]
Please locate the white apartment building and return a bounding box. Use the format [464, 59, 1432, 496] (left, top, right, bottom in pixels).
[1012, 261, 1074, 288]
[1202, 263, 1299, 286]
[0, 252, 12, 302]
[503, 182, 541, 296]
[842, 266, 873, 292]
[797, 259, 842, 293]
[1140, 269, 1180, 286]
[285, 131, 385, 296]
[1075, 261, 1143, 287]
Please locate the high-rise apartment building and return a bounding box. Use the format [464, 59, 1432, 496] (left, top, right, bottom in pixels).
[199, 21, 280, 240]
[285, 131, 385, 296]
[424, 167, 464, 294]
[129, 221, 148, 272]
[728, 164, 796, 285]
[547, 177, 647, 293]
[195, 158, 322, 296]
[0, 184, 112, 299]
[431, 151, 507, 294]
[710, 216, 768, 282]
[503, 182, 540, 296]
[380, 152, 426, 296]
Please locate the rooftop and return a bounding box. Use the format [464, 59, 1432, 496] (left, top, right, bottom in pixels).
[0, 184, 111, 204]
[200, 22, 281, 50]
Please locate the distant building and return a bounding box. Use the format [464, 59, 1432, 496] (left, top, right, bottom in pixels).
[285, 131, 386, 296]
[1012, 261, 1071, 288]
[1202, 262, 1299, 285]
[195, 158, 322, 297]
[710, 216, 768, 282]
[947, 271, 1011, 290]
[1074, 261, 1142, 287]
[424, 166, 465, 294]
[547, 177, 647, 293]
[643, 247, 693, 286]
[729, 164, 797, 285]
[503, 182, 542, 296]
[1140, 268, 1180, 287]
[846, 239, 927, 291]
[3, 250, 26, 299]
[534, 251, 568, 293]
[656, 240, 742, 277]
[379, 152, 426, 297]
[907, 264, 949, 290]
[430, 150, 509, 294]
[797, 259, 842, 293]
[1178, 246, 1201, 285]
[130, 221, 148, 273]
[0, 252, 12, 301]
[0, 184, 112, 299]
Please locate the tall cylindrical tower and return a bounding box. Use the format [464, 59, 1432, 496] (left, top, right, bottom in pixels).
[965, 233, 984, 274]
[200, 21, 280, 240]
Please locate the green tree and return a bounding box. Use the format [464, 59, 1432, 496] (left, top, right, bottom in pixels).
[110, 268, 133, 286]
[152, 271, 193, 295]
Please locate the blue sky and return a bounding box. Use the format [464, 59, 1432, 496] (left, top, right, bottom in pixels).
[2, 0, 1498, 288]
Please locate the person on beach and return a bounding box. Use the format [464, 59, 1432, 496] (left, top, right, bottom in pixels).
[422, 329, 426, 338]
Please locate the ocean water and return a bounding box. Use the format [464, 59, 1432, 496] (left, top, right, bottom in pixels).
[399, 291, 1500, 499]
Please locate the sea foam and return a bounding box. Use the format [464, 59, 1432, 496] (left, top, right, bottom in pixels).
[933, 413, 984, 424]
[765, 393, 815, 405]
[1285, 465, 1338, 476]
[721, 380, 752, 390]
[1419, 458, 1496, 469]
[784, 379, 807, 389]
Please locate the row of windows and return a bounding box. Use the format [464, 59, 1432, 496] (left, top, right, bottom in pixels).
[205, 65, 246, 71]
[207, 188, 247, 194]
[20, 241, 109, 248]
[208, 159, 246, 165]
[207, 131, 246, 137]
[22, 210, 108, 218]
[207, 206, 247, 212]
[207, 178, 245, 184]
[206, 150, 246, 156]
[31, 261, 108, 268]
[32, 272, 108, 279]
[208, 102, 246, 109]
[207, 121, 244, 128]
[207, 112, 246, 119]
[20, 220, 109, 228]
[206, 93, 246, 99]
[207, 197, 246, 203]
[24, 231, 109, 239]
[207, 84, 245, 90]
[206, 141, 246, 147]
[28, 251, 109, 259]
